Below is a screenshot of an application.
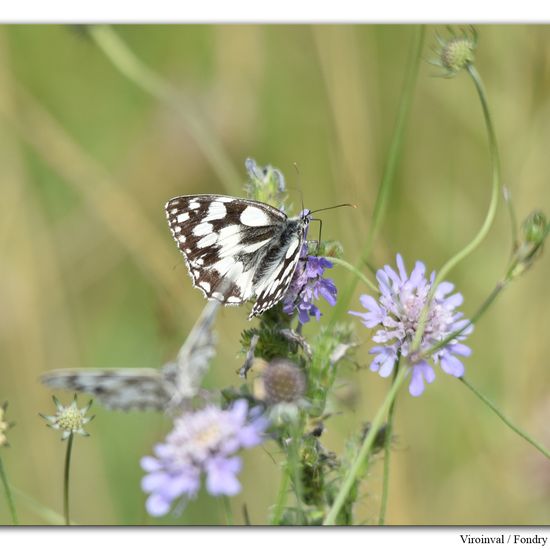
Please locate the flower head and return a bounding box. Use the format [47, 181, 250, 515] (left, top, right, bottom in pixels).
[283, 241, 338, 324]
[349, 254, 473, 396]
[0, 402, 14, 448]
[262, 358, 307, 405]
[141, 399, 269, 517]
[245, 157, 286, 207]
[40, 395, 94, 440]
[508, 210, 548, 280]
[430, 27, 477, 78]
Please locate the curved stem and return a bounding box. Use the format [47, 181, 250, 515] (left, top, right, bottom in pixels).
[324, 365, 409, 525]
[411, 63, 501, 353]
[461, 378, 550, 460]
[423, 279, 507, 358]
[88, 25, 241, 193]
[0, 455, 18, 525]
[333, 25, 425, 319]
[63, 433, 74, 526]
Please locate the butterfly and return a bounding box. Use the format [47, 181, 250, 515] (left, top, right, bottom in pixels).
[165, 194, 311, 319]
[40, 300, 219, 412]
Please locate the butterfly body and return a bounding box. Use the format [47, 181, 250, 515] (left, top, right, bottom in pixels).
[165, 194, 310, 318]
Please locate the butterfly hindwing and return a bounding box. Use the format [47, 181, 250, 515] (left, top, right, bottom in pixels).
[165, 194, 303, 312]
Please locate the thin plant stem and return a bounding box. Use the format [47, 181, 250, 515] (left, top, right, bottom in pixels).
[378, 359, 400, 525]
[503, 185, 518, 247]
[63, 433, 74, 526]
[333, 25, 425, 319]
[324, 366, 410, 525]
[11, 485, 67, 525]
[423, 279, 507, 358]
[0, 455, 18, 525]
[222, 496, 233, 526]
[411, 63, 501, 354]
[270, 464, 290, 525]
[88, 25, 241, 193]
[461, 378, 550, 461]
[327, 256, 378, 294]
[287, 424, 305, 524]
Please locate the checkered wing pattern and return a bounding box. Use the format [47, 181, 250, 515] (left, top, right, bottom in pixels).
[165, 194, 308, 318]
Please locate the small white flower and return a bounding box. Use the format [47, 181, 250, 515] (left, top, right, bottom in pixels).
[40, 395, 94, 440]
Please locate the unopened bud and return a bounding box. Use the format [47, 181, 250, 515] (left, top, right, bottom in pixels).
[262, 359, 306, 405]
[430, 27, 477, 78]
[508, 210, 548, 280]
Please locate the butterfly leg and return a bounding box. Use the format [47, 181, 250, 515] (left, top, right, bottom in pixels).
[309, 217, 323, 254]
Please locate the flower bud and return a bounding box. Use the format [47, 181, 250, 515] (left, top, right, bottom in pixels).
[441, 37, 475, 73]
[0, 402, 14, 448]
[245, 158, 286, 208]
[508, 210, 548, 280]
[262, 358, 306, 405]
[430, 27, 477, 78]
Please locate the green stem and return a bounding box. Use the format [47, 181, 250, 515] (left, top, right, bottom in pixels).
[324, 366, 410, 525]
[411, 63, 501, 354]
[222, 496, 233, 525]
[287, 423, 305, 524]
[63, 433, 74, 526]
[333, 25, 425, 319]
[503, 185, 518, 247]
[327, 256, 378, 294]
[88, 25, 241, 193]
[461, 378, 550, 461]
[0, 455, 18, 525]
[11, 485, 67, 525]
[378, 359, 400, 525]
[423, 279, 507, 358]
[270, 465, 290, 525]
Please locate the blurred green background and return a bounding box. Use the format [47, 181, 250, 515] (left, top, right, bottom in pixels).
[0, 24, 549, 525]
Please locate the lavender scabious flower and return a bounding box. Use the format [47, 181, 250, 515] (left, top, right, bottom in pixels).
[140, 399, 268, 517]
[349, 254, 473, 397]
[282, 243, 338, 324]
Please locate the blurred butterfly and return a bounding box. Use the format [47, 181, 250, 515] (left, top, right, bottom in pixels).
[165, 194, 311, 319]
[40, 300, 219, 412]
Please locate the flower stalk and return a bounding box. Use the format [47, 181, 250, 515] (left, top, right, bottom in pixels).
[378, 359, 400, 525]
[461, 378, 550, 461]
[0, 455, 18, 525]
[63, 433, 74, 525]
[411, 59, 501, 356]
[324, 365, 409, 525]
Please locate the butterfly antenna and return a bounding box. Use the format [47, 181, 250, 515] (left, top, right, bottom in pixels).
[310, 203, 357, 215]
[291, 161, 305, 214]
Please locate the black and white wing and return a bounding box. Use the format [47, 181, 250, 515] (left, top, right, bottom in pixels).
[40, 301, 219, 412]
[165, 194, 307, 318]
[40, 368, 172, 411]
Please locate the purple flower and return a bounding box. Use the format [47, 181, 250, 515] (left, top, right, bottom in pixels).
[349, 254, 473, 397]
[140, 400, 268, 516]
[283, 244, 338, 324]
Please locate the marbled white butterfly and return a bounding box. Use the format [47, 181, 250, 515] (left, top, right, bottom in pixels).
[165, 194, 311, 318]
[41, 300, 219, 412]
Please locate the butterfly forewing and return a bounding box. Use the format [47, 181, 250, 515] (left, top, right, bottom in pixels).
[40, 369, 172, 411]
[165, 194, 299, 312]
